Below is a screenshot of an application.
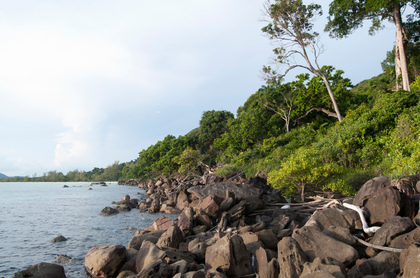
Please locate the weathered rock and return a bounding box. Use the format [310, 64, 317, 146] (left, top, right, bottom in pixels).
[156, 224, 184, 248]
[116, 270, 137, 278]
[227, 200, 247, 222]
[119, 248, 139, 273]
[199, 196, 220, 218]
[205, 235, 252, 277]
[177, 207, 194, 235]
[176, 191, 190, 211]
[195, 211, 213, 229]
[163, 248, 197, 264]
[115, 202, 132, 212]
[353, 176, 392, 206]
[292, 226, 359, 266]
[256, 229, 278, 251]
[400, 242, 420, 277]
[137, 259, 173, 278]
[135, 241, 166, 273]
[300, 257, 346, 278]
[219, 197, 234, 212]
[240, 232, 262, 254]
[12, 262, 67, 278]
[307, 207, 363, 231]
[347, 258, 373, 278]
[366, 216, 414, 256]
[366, 251, 400, 275]
[188, 237, 207, 261]
[85, 244, 128, 278]
[187, 182, 263, 201]
[128, 230, 165, 250]
[245, 196, 265, 213]
[390, 226, 420, 248]
[364, 186, 401, 224]
[122, 195, 131, 202]
[277, 237, 307, 278]
[258, 258, 279, 278]
[55, 254, 72, 264]
[147, 216, 174, 231]
[100, 206, 120, 216]
[322, 227, 356, 246]
[51, 235, 67, 242]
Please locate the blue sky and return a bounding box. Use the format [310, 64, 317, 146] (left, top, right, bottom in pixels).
[0, 0, 397, 177]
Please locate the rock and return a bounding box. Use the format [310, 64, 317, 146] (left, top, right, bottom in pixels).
[199, 196, 220, 218]
[176, 191, 190, 211]
[240, 232, 262, 254]
[307, 207, 363, 231]
[256, 229, 278, 251]
[227, 200, 247, 222]
[115, 202, 132, 212]
[85, 244, 128, 278]
[135, 241, 166, 273]
[187, 182, 263, 201]
[245, 196, 265, 213]
[353, 176, 392, 206]
[122, 195, 131, 202]
[63, 185, 69, 188]
[400, 242, 420, 277]
[146, 216, 174, 231]
[277, 237, 307, 278]
[300, 257, 346, 278]
[322, 227, 356, 246]
[390, 226, 420, 249]
[55, 254, 72, 264]
[195, 210, 213, 229]
[366, 216, 415, 256]
[128, 230, 164, 250]
[137, 259, 173, 278]
[100, 206, 119, 216]
[205, 235, 252, 277]
[12, 262, 67, 278]
[116, 270, 137, 278]
[366, 251, 400, 275]
[51, 235, 67, 242]
[258, 258, 279, 278]
[156, 224, 184, 248]
[119, 248, 139, 273]
[292, 226, 359, 266]
[177, 207, 194, 236]
[364, 186, 401, 224]
[188, 237, 207, 261]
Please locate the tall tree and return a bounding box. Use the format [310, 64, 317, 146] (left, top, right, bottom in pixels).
[326, 0, 419, 92]
[262, 0, 344, 122]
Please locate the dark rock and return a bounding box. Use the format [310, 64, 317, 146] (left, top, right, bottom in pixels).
[366, 251, 400, 275]
[308, 207, 363, 231]
[116, 270, 137, 278]
[177, 207, 194, 236]
[322, 227, 356, 246]
[390, 226, 420, 249]
[277, 237, 307, 278]
[119, 248, 139, 273]
[364, 186, 401, 225]
[100, 206, 119, 216]
[353, 176, 392, 207]
[256, 229, 278, 251]
[258, 258, 279, 278]
[12, 262, 67, 278]
[199, 196, 220, 218]
[51, 235, 67, 243]
[292, 226, 359, 266]
[85, 244, 128, 278]
[137, 259, 173, 278]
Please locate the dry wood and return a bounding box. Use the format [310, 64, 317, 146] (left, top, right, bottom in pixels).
[352, 236, 403, 253]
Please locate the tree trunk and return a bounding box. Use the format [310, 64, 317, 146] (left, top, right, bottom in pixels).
[394, 5, 411, 92]
[320, 74, 343, 122]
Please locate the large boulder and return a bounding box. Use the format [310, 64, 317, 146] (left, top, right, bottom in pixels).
[390, 226, 420, 249]
[292, 226, 359, 266]
[85, 245, 128, 278]
[156, 224, 184, 248]
[177, 207, 194, 236]
[364, 186, 401, 224]
[277, 237, 307, 278]
[353, 176, 392, 206]
[205, 235, 252, 277]
[300, 257, 346, 278]
[187, 182, 263, 201]
[400, 242, 420, 277]
[12, 263, 66, 278]
[135, 241, 166, 273]
[199, 196, 220, 218]
[128, 230, 165, 250]
[100, 206, 119, 216]
[307, 207, 362, 231]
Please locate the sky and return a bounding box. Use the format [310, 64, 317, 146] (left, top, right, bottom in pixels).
[0, 0, 398, 177]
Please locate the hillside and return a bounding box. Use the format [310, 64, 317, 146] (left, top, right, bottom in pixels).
[0, 173, 8, 179]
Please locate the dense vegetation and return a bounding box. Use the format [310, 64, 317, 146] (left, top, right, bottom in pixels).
[2, 0, 419, 201]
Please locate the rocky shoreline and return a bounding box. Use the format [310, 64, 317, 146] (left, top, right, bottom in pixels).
[12, 173, 420, 278]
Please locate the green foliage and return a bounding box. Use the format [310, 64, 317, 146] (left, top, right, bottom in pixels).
[172, 149, 201, 176]
[198, 110, 234, 152]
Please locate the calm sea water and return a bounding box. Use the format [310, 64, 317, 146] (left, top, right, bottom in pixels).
[0, 182, 176, 278]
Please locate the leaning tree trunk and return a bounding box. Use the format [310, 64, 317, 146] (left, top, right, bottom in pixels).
[320, 74, 343, 122]
[394, 5, 411, 92]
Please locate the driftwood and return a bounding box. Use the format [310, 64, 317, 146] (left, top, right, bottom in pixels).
[352, 236, 403, 253]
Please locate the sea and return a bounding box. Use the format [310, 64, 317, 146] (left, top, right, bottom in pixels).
[0, 182, 177, 278]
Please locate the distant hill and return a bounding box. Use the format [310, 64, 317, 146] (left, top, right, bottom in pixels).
[0, 173, 8, 179]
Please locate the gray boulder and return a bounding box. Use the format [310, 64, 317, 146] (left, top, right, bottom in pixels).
[292, 226, 359, 266]
[100, 206, 119, 216]
[187, 182, 263, 201]
[156, 224, 183, 248]
[353, 176, 391, 206]
[12, 262, 66, 278]
[128, 230, 164, 250]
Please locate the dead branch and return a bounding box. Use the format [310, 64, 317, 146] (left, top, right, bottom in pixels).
[352, 236, 403, 253]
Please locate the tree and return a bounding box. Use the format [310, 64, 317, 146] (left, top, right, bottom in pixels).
[262, 0, 344, 122]
[198, 110, 234, 152]
[326, 0, 419, 92]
